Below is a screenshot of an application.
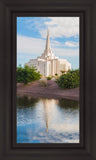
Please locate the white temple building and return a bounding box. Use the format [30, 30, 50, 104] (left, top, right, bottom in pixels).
[25, 29, 71, 77]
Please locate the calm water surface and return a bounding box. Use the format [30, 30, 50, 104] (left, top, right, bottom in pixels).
[17, 96, 79, 143]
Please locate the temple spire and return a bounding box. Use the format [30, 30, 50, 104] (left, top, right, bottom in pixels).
[44, 28, 52, 55]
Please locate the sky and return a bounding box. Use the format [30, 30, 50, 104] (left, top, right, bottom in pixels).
[17, 17, 79, 69]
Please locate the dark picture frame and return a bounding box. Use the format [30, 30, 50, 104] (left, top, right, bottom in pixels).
[0, 0, 96, 159]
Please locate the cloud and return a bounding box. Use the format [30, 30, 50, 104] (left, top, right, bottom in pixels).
[53, 48, 79, 57]
[22, 17, 79, 39]
[65, 41, 79, 47]
[39, 17, 79, 38]
[51, 40, 79, 48]
[17, 34, 45, 55]
[17, 34, 79, 57]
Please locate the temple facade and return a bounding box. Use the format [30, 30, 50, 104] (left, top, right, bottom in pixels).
[25, 29, 71, 77]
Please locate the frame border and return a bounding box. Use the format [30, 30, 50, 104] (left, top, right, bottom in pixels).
[0, 0, 96, 160]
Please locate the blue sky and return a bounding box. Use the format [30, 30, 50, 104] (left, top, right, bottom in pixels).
[17, 17, 79, 69]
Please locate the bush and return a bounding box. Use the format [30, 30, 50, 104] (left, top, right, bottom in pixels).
[17, 65, 41, 84]
[47, 76, 52, 80]
[39, 79, 48, 87]
[56, 69, 79, 89]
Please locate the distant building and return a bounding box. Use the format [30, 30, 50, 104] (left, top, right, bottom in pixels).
[25, 29, 71, 77]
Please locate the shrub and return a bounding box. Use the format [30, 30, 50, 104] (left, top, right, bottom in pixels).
[47, 76, 52, 80]
[55, 73, 58, 76]
[17, 65, 41, 84]
[56, 69, 79, 89]
[39, 79, 48, 87]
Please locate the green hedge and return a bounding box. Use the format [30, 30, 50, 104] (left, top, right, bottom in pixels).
[56, 69, 79, 89]
[47, 76, 52, 80]
[17, 65, 41, 84]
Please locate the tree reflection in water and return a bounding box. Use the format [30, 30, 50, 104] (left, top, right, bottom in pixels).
[17, 96, 39, 109]
[59, 99, 79, 110]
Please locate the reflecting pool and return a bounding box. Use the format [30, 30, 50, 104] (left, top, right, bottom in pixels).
[17, 96, 79, 143]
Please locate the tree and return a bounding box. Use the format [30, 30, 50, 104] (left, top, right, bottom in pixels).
[17, 65, 41, 84]
[56, 69, 79, 89]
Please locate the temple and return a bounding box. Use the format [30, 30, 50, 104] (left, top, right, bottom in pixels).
[25, 28, 71, 77]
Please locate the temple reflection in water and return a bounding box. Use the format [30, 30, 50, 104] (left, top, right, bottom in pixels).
[41, 99, 59, 132]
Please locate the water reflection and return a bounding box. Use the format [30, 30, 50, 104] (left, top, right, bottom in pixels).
[17, 96, 39, 108]
[59, 99, 79, 110]
[17, 96, 79, 143]
[42, 99, 49, 132]
[42, 99, 58, 133]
